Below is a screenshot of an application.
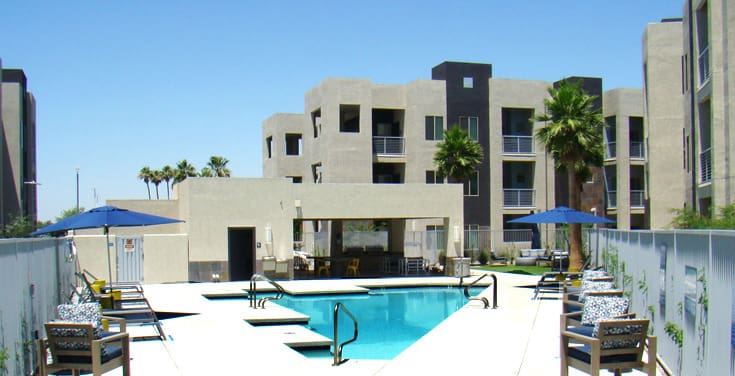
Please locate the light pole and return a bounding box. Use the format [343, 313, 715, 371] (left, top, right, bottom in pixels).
[76, 168, 80, 213]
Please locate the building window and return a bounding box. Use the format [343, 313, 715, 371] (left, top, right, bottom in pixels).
[459, 116, 479, 141]
[288, 176, 302, 183]
[464, 171, 479, 196]
[465, 224, 479, 251]
[425, 170, 444, 184]
[311, 108, 321, 138]
[463, 77, 473, 88]
[266, 136, 273, 158]
[285, 133, 302, 156]
[425, 116, 444, 140]
[312, 163, 322, 183]
[340, 104, 360, 133]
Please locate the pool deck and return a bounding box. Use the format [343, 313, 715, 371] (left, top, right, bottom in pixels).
[101, 271, 659, 375]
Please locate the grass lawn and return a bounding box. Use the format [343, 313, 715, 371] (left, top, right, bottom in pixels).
[472, 264, 552, 275]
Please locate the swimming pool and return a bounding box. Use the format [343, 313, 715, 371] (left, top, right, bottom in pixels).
[274, 286, 483, 360]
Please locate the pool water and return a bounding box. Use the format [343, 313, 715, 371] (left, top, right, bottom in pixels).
[275, 286, 483, 360]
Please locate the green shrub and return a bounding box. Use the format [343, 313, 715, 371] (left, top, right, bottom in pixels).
[478, 250, 489, 265]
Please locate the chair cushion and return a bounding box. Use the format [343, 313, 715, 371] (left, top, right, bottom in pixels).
[567, 345, 639, 364]
[592, 318, 644, 349]
[583, 270, 609, 279]
[57, 303, 103, 329]
[566, 325, 595, 337]
[581, 296, 628, 326]
[57, 345, 122, 364]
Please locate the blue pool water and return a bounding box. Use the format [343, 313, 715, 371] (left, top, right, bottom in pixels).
[275, 286, 482, 360]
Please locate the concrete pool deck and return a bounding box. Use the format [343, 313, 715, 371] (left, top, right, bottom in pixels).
[100, 271, 658, 375]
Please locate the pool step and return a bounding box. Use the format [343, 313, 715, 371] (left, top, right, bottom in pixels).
[252, 324, 331, 348]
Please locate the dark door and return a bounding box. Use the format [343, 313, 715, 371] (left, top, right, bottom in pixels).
[228, 227, 255, 281]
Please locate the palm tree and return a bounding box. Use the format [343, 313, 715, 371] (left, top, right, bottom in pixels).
[535, 80, 605, 270]
[433, 125, 483, 183]
[174, 159, 197, 184]
[199, 167, 214, 177]
[138, 166, 152, 199]
[207, 155, 231, 177]
[150, 169, 163, 199]
[161, 165, 174, 199]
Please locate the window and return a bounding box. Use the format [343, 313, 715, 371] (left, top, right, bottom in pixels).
[425, 170, 444, 184]
[464, 171, 479, 196]
[425, 116, 444, 140]
[463, 76, 473, 88]
[285, 133, 302, 156]
[465, 224, 479, 251]
[311, 108, 321, 138]
[266, 136, 273, 158]
[340, 104, 360, 133]
[312, 163, 322, 183]
[288, 176, 302, 183]
[459, 116, 479, 141]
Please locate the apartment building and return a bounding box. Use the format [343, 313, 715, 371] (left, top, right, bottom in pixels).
[0, 61, 37, 229]
[681, 0, 735, 215]
[263, 61, 647, 253]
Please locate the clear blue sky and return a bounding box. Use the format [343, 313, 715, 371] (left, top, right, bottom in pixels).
[1, 1, 684, 221]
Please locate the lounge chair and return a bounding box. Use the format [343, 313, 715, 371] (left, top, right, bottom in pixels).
[561, 318, 656, 375]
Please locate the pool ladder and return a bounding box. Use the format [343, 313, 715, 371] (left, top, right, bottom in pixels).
[460, 273, 498, 309]
[332, 302, 358, 366]
[248, 273, 285, 309]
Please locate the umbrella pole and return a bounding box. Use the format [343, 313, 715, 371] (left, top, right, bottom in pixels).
[105, 227, 113, 285]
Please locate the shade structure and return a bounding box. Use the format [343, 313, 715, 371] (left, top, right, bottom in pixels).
[507, 206, 615, 224]
[32, 205, 183, 283]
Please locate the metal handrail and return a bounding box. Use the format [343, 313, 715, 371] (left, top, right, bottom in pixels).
[332, 302, 358, 366]
[249, 273, 286, 309]
[459, 274, 498, 309]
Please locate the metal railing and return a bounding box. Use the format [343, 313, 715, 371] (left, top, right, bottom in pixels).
[699, 45, 711, 85]
[372, 136, 405, 155]
[503, 135, 534, 154]
[459, 273, 497, 309]
[700, 147, 712, 183]
[630, 141, 645, 159]
[607, 191, 617, 208]
[332, 302, 358, 366]
[606, 142, 616, 159]
[503, 188, 535, 207]
[630, 190, 645, 208]
[249, 273, 286, 309]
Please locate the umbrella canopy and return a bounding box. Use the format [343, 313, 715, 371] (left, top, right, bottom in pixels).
[32, 205, 183, 283]
[507, 206, 615, 224]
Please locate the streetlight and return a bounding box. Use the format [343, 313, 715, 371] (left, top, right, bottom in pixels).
[76, 168, 80, 213]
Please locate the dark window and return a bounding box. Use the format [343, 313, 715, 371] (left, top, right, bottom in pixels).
[285, 133, 302, 156]
[340, 104, 360, 133]
[459, 116, 479, 141]
[425, 170, 444, 184]
[266, 136, 273, 158]
[464, 172, 479, 196]
[425, 116, 444, 140]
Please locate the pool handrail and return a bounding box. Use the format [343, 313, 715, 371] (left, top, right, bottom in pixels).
[460, 273, 498, 309]
[249, 273, 286, 309]
[332, 302, 358, 366]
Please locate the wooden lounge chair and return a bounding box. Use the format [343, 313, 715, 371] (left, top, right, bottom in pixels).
[39, 322, 130, 376]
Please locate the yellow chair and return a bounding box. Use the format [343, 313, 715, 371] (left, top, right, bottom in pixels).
[316, 260, 331, 278]
[345, 258, 360, 277]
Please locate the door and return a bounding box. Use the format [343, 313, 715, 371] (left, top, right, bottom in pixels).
[228, 227, 255, 281]
[117, 236, 143, 282]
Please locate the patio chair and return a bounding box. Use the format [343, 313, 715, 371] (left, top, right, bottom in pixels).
[345, 258, 360, 277]
[39, 322, 130, 376]
[489, 250, 508, 265]
[561, 295, 633, 338]
[561, 318, 656, 376]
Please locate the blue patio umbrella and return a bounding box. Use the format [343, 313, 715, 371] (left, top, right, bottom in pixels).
[507, 206, 614, 224]
[32, 205, 183, 283]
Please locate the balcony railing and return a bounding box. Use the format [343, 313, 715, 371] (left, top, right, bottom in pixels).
[606, 142, 616, 159]
[607, 191, 617, 209]
[699, 45, 711, 85]
[503, 188, 535, 207]
[630, 142, 645, 159]
[503, 135, 534, 154]
[700, 147, 712, 183]
[373, 136, 405, 155]
[630, 190, 645, 208]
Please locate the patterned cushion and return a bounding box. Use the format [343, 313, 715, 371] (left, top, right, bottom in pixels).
[592, 318, 644, 349]
[48, 321, 98, 352]
[579, 281, 616, 302]
[54, 303, 106, 355]
[583, 270, 608, 280]
[581, 296, 629, 326]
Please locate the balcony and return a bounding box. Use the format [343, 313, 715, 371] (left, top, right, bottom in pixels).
[503, 189, 535, 208]
[630, 190, 645, 208]
[630, 142, 645, 159]
[699, 45, 711, 86]
[700, 147, 712, 184]
[606, 142, 616, 159]
[373, 136, 405, 156]
[607, 191, 617, 209]
[503, 136, 534, 154]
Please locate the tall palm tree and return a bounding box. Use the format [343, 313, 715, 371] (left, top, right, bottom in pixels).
[535, 80, 605, 270]
[199, 167, 214, 177]
[150, 169, 163, 199]
[137, 166, 152, 199]
[433, 125, 483, 183]
[174, 159, 197, 184]
[207, 155, 231, 177]
[161, 165, 174, 199]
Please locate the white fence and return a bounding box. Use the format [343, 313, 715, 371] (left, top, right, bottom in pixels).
[0, 237, 76, 376]
[590, 229, 735, 375]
